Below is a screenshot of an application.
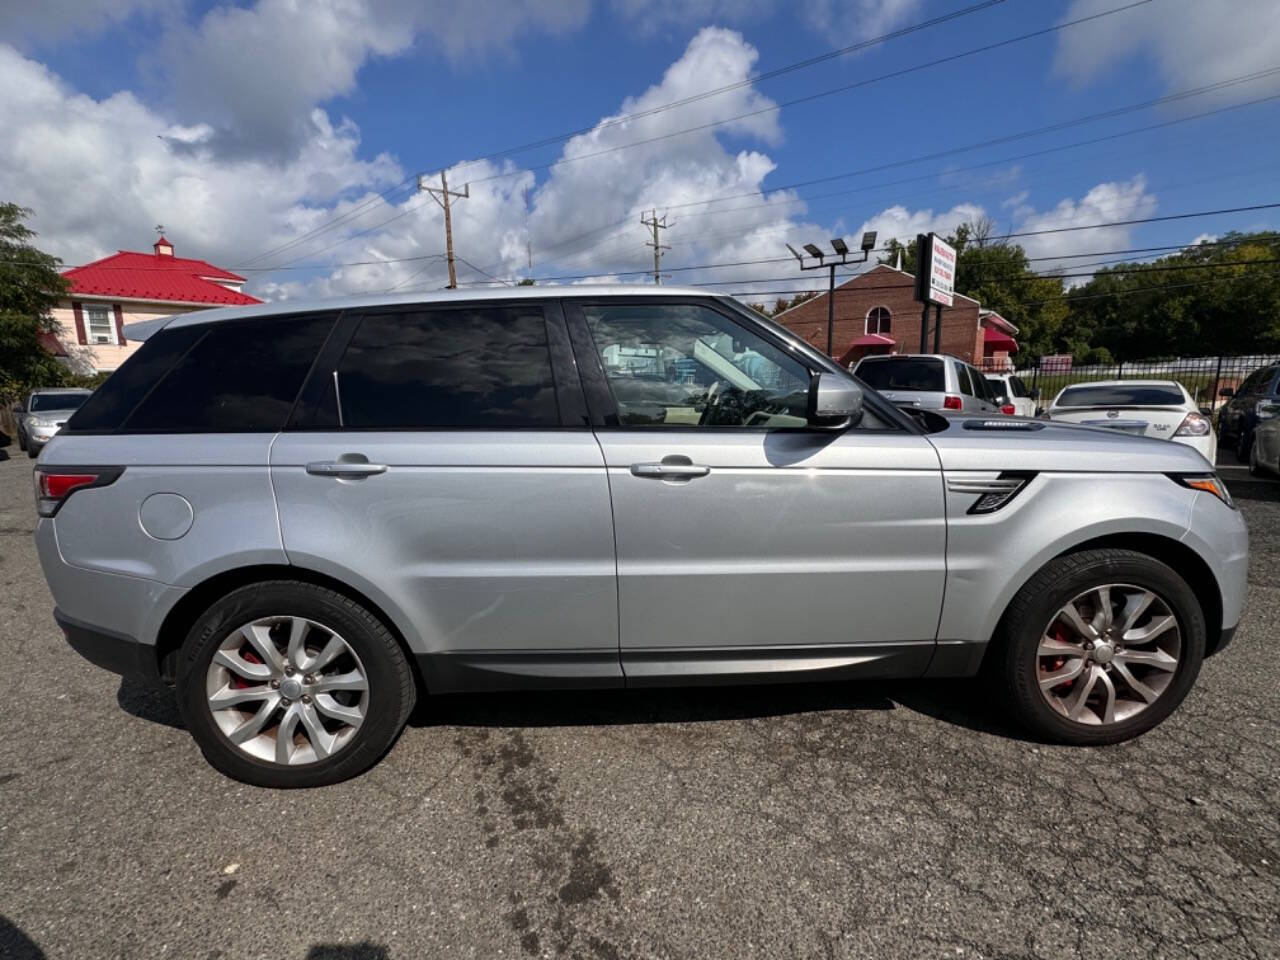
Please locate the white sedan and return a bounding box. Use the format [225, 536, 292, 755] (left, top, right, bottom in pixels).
[1042, 380, 1216, 464]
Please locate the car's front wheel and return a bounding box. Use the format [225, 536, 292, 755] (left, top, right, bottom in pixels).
[995, 549, 1204, 745]
[176, 580, 416, 788]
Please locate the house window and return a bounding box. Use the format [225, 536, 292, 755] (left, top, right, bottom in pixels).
[866, 306, 892, 335]
[85, 305, 116, 345]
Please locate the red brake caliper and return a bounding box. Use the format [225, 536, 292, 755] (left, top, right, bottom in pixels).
[1042, 623, 1075, 690]
[230, 648, 264, 689]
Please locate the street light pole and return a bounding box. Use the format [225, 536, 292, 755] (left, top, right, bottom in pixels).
[787, 232, 878, 360]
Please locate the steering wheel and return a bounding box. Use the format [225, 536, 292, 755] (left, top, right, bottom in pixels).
[698, 379, 726, 426]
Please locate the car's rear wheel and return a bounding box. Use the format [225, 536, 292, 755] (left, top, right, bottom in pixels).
[176, 581, 415, 788]
[995, 549, 1204, 745]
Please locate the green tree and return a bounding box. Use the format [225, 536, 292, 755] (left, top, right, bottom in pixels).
[0, 204, 69, 404]
[1065, 232, 1280, 360]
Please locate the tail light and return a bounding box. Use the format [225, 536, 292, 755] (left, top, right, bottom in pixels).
[943, 395, 963, 410]
[1173, 412, 1211, 437]
[1000, 403, 1016, 415]
[34, 466, 123, 517]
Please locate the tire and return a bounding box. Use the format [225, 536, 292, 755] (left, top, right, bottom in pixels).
[176, 580, 416, 788]
[1249, 440, 1263, 476]
[16, 431, 26, 452]
[994, 548, 1205, 745]
[27, 445, 37, 459]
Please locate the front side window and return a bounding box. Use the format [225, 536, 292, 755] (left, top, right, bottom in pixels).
[85, 305, 116, 345]
[865, 306, 892, 335]
[334, 307, 560, 428]
[584, 303, 811, 427]
[1011, 376, 1028, 397]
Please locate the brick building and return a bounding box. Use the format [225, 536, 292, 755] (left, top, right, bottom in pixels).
[773, 263, 1019, 369]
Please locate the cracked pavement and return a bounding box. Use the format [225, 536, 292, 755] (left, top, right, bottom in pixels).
[1, 449, 1277, 960]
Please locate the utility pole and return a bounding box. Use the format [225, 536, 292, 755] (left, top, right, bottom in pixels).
[640, 210, 670, 284]
[418, 171, 469, 289]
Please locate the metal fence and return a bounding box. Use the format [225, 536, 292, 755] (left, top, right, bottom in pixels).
[980, 354, 1280, 411]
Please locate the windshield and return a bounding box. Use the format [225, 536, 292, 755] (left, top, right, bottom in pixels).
[30, 393, 89, 413]
[856, 357, 944, 391]
[1055, 384, 1184, 407]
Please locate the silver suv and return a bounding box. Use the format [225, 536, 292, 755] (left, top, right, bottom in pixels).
[852, 353, 1002, 414]
[34, 289, 1248, 787]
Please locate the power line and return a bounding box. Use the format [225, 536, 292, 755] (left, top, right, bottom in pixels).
[473, 88, 1280, 281]
[450, 0, 1013, 174]
[466, 0, 1167, 190]
[237, 0, 1153, 270]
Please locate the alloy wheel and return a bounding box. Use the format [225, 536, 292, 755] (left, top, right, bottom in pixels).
[204, 615, 369, 765]
[1037, 584, 1181, 726]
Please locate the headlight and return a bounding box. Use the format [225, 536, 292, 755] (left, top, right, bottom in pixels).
[1169, 473, 1235, 509]
[1174, 412, 1211, 437]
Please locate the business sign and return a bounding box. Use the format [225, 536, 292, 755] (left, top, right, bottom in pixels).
[918, 233, 956, 307]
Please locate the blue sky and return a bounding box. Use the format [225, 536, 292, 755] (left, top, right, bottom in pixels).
[2, 0, 1277, 302]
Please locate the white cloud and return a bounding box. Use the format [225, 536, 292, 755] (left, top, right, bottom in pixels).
[1010, 175, 1157, 281]
[0, 0, 169, 47]
[0, 43, 400, 272]
[612, 0, 924, 46]
[1054, 0, 1280, 100]
[159, 0, 591, 157]
[802, 0, 924, 46]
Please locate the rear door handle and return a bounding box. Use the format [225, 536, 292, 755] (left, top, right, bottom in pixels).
[630, 462, 710, 479]
[306, 459, 387, 478]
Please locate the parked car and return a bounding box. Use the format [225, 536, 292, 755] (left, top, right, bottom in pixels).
[984, 372, 1038, 417]
[1217, 362, 1280, 463]
[36, 289, 1246, 787]
[16, 388, 92, 458]
[1041, 380, 1216, 464]
[1248, 397, 1280, 476]
[852, 353, 1002, 414]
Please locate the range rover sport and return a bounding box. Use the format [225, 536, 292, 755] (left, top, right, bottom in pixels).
[34, 288, 1248, 787]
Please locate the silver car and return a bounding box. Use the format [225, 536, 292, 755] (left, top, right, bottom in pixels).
[15, 388, 92, 458]
[34, 289, 1247, 787]
[853, 353, 1002, 414]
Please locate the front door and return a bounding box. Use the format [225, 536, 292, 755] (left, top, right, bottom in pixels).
[565, 298, 947, 684]
[270, 301, 620, 691]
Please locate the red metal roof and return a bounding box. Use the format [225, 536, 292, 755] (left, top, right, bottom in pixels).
[63, 250, 261, 306]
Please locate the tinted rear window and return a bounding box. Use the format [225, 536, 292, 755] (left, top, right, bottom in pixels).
[30, 393, 89, 413]
[856, 357, 944, 391]
[66, 325, 204, 431]
[333, 307, 560, 428]
[118, 315, 334, 432]
[1056, 384, 1184, 407]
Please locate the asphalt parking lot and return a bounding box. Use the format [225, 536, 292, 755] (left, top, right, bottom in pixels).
[1, 449, 1278, 960]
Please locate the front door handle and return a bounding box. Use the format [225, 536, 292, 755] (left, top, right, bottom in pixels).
[306, 459, 387, 478]
[630, 461, 710, 479]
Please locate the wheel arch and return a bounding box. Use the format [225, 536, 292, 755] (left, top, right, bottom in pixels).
[153, 564, 429, 692]
[985, 532, 1226, 666]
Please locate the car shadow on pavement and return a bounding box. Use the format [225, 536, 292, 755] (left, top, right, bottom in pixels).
[418, 677, 1031, 741]
[117, 677, 185, 729]
[306, 944, 389, 960]
[0, 916, 45, 960]
[114, 668, 1027, 743]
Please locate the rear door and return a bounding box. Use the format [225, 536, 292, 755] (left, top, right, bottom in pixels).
[565, 297, 946, 684]
[270, 300, 621, 691]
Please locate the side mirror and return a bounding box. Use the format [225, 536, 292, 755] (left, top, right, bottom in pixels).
[1028, 388, 1040, 401]
[1219, 387, 1234, 398]
[808, 372, 863, 429]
